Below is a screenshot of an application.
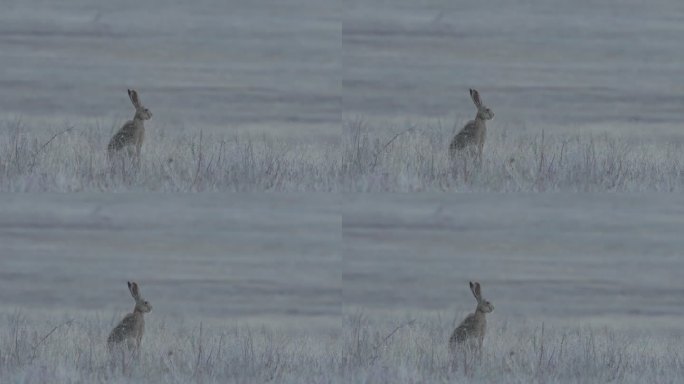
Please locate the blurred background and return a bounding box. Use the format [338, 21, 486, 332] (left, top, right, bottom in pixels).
[343, 194, 684, 333]
[0, 195, 341, 334]
[0, 0, 340, 142]
[344, 0, 684, 140]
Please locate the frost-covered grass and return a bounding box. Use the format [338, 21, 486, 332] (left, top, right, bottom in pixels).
[343, 119, 684, 192]
[0, 120, 340, 192]
[343, 312, 684, 384]
[0, 311, 341, 384]
[5, 118, 684, 192]
[5, 311, 681, 384]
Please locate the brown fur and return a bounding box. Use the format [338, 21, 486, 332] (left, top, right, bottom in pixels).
[107, 89, 152, 164]
[449, 89, 494, 163]
[448, 281, 494, 358]
[107, 281, 152, 352]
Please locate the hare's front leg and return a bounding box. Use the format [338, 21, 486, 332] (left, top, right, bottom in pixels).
[126, 337, 136, 352]
[448, 346, 459, 372]
[129, 335, 142, 360]
[477, 141, 484, 167]
[476, 336, 484, 360]
[134, 142, 142, 169]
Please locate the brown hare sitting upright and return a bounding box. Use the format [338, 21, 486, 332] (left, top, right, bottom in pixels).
[449, 281, 494, 361]
[107, 281, 152, 353]
[448, 89, 494, 163]
[107, 89, 152, 165]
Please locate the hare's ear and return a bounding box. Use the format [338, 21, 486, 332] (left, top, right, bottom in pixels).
[469, 89, 482, 108]
[128, 89, 141, 108]
[128, 281, 140, 299]
[470, 281, 482, 301]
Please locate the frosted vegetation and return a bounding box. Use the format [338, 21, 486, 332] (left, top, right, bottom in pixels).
[0, 312, 340, 384]
[343, 119, 684, 192]
[2, 311, 681, 383]
[2, 0, 683, 380]
[0, 195, 342, 383]
[343, 312, 684, 384]
[0, 120, 340, 192]
[4, 118, 684, 192]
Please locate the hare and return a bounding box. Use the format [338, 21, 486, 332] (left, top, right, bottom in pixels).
[448, 89, 494, 163]
[448, 281, 494, 359]
[107, 281, 152, 352]
[107, 89, 152, 164]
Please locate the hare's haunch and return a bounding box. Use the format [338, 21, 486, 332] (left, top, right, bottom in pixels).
[449, 281, 494, 357]
[107, 281, 152, 352]
[449, 89, 494, 162]
[107, 89, 152, 163]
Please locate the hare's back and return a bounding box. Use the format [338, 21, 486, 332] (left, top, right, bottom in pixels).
[107, 313, 137, 343]
[450, 324, 469, 345]
[450, 313, 479, 345]
[108, 121, 136, 151]
[450, 120, 479, 150]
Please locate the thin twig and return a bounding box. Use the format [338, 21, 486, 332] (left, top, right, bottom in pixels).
[371, 126, 415, 168]
[29, 127, 73, 172]
[191, 130, 203, 190]
[537, 322, 545, 378]
[30, 319, 73, 361]
[194, 322, 203, 376]
[369, 319, 415, 364]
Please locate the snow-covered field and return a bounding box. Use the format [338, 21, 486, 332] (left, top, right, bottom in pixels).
[343, 194, 684, 383]
[2, 0, 684, 382]
[2, 195, 684, 382]
[0, 195, 341, 383]
[343, 0, 684, 191]
[2, 1, 683, 191]
[0, 0, 340, 192]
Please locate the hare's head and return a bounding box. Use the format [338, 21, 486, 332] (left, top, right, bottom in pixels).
[128, 89, 152, 121]
[470, 281, 494, 313]
[128, 281, 152, 313]
[470, 89, 494, 121]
